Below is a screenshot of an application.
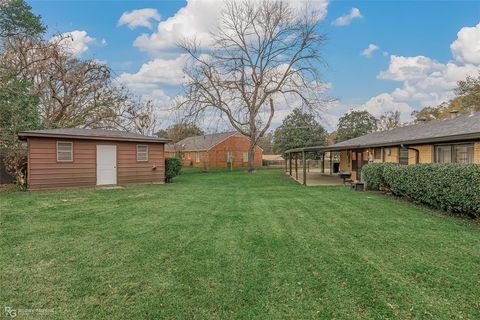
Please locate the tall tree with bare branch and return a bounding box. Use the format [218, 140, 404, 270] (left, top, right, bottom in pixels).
[179, 0, 327, 172]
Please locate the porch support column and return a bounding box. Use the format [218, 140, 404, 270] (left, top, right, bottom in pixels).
[289, 153, 292, 176]
[321, 153, 325, 173]
[330, 151, 333, 176]
[295, 153, 298, 180]
[302, 151, 307, 185]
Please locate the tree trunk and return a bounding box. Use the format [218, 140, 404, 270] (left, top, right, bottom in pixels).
[247, 139, 256, 173]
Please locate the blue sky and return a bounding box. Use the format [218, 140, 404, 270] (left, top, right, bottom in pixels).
[29, 0, 480, 130]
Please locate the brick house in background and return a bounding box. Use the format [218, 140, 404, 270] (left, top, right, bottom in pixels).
[165, 132, 263, 169]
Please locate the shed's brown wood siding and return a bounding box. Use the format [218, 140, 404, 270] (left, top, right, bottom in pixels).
[28, 137, 165, 190]
[117, 142, 164, 184]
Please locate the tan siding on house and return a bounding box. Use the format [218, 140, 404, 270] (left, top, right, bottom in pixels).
[28, 137, 165, 190]
[408, 145, 433, 164]
[475, 141, 480, 164]
[339, 150, 351, 171]
[384, 147, 399, 163]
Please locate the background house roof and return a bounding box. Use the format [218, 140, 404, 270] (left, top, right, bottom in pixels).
[286, 112, 480, 153]
[18, 128, 170, 143]
[176, 132, 238, 151]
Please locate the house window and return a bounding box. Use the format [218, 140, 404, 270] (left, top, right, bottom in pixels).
[435, 143, 474, 163]
[242, 152, 248, 163]
[188, 153, 191, 160]
[399, 148, 409, 165]
[137, 145, 148, 161]
[226, 151, 233, 163]
[373, 148, 382, 160]
[385, 148, 391, 157]
[57, 141, 73, 162]
[195, 151, 200, 163]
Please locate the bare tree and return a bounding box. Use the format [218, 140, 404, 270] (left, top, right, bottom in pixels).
[118, 99, 160, 136]
[377, 110, 402, 131]
[179, 0, 327, 172]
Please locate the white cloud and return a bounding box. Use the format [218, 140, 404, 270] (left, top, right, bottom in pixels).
[51, 30, 95, 57]
[360, 44, 379, 58]
[117, 54, 188, 91]
[118, 8, 161, 30]
[450, 22, 480, 65]
[377, 55, 445, 81]
[358, 93, 413, 121]
[332, 7, 362, 26]
[358, 22, 480, 122]
[133, 0, 329, 55]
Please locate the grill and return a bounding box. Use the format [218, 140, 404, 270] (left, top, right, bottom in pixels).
[338, 171, 352, 185]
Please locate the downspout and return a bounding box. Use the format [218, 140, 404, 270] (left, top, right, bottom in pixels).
[401, 144, 419, 164]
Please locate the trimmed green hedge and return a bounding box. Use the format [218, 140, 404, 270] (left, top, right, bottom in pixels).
[165, 158, 182, 183]
[363, 163, 480, 218]
[362, 162, 399, 190]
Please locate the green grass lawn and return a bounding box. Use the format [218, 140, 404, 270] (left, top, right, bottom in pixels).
[1, 169, 479, 319]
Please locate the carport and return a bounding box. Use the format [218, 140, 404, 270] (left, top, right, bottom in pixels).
[284, 146, 345, 186]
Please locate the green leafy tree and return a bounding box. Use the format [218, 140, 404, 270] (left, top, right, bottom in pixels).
[0, 0, 45, 39]
[0, 71, 41, 188]
[412, 74, 480, 122]
[274, 108, 327, 153]
[257, 132, 275, 154]
[156, 123, 204, 143]
[336, 110, 377, 142]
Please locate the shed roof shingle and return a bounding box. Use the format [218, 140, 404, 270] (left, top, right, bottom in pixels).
[18, 128, 170, 143]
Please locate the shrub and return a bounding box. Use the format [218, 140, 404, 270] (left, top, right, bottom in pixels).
[362, 163, 399, 190]
[363, 163, 480, 218]
[165, 158, 182, 183]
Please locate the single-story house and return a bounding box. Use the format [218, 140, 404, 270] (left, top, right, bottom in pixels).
[18, 128, 170, 190]
[285, 112, 480, 184]
[165, 131, 263, 169]
[262, 154, 284, 162]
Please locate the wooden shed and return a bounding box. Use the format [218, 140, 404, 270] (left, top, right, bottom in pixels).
[165, 132, 263, 169]
[18, 128, 170, 190]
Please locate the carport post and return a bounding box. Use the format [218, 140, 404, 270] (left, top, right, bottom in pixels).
[284, 153, 288, 172]
[330, 151, 333, 176]
[302, 151, 307, 185]
[295, 153, 298, 180]
[321, 152, 325, 173]
[289, 153, 292, 176]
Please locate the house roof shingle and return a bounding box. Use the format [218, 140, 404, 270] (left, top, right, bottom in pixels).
[286, 112, 480, 153]
[18, 128, 170, 143]
[174, 132, 238, 151]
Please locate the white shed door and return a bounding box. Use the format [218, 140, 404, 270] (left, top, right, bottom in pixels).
[96, 145, 117, 185]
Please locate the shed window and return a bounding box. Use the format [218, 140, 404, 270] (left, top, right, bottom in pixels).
[57, 141, 73, 162]
[195, 152, 200, 163]
[137, 145, 148, 161]
[373, 148, 382, 160]
[242, 152, 248, 163]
